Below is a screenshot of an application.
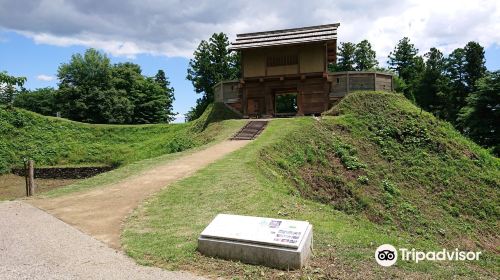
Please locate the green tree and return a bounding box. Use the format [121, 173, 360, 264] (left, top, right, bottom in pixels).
[130, 77, 171, 123]
[154, 70, 176, 122]
[0, 71, 26, 107]
[354, 40, 378, 71]
[56, 50, 177, 124]
[337, 42, 356, 71]
[457, 71, 500, 155]
[414, 48, 449, 114]
[57, 48, 114, 122]
[111, 63, 176, 123]
[58, 48, 112, 90]
[464, 41, 486, 92]
[13, 87, 58, 115]
[186, 32, 240, 121]
[442, 48, 468, 121]
[387, 37, 422, 100]
[111, 62, 142, 93]
[387, 37, 420, 81]
[442, 43, 486, 125]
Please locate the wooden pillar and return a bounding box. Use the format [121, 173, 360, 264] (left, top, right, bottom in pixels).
[324, 79, 330, 112]
[27, 160, 35, 196]
[242, 87, 248, 117]
[266, 87, 273, 116]
[391, 75, 394, 91]
[373, 73, 377, 91]
[297, 90, 304, 116]
[346, 72, 350, 94]
[24, 160, 29, 196]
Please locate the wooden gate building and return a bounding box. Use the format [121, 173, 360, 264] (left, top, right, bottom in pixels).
[214, 23, 393, 117]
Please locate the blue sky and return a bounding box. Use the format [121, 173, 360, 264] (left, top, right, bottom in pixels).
[0, 32, 196, 122]
[1, 0, 499, 122]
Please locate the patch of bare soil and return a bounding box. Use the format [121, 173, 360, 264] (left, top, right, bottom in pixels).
[0, 174, 79, 200]
[29, 140, 250, 249]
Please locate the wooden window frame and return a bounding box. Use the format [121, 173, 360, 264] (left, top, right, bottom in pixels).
[266, 55, 298, 67]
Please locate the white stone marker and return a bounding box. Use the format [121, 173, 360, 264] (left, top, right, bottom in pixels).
[198, 214, 313, 269]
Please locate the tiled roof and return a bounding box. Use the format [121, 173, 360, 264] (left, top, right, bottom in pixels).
[230, 23, 339, 50]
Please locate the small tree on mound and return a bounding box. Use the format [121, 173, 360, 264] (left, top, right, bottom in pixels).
[0, 71, 26, 107]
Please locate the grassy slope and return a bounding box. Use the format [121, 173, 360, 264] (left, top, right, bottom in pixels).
[0, 103, 241, 174]
[19, 103, 246, 198]
[123, 92, 498, 279]
[264, 91, 499, 248]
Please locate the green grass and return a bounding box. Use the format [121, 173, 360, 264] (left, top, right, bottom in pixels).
[39, 119, 245, 198]
[0, 103, 242, 174]
[122, 92, 499, 279]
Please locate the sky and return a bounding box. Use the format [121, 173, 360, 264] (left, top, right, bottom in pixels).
[0, 0, 499, 122]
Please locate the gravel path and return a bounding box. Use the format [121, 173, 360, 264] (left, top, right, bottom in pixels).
[29, 140, 250, 249]
[0, 201, 205, 280]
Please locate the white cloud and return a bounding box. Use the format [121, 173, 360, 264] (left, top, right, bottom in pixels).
[36, 74, 56, 81]
[172, 113, 185, 123]
[0, 0, 499, 62]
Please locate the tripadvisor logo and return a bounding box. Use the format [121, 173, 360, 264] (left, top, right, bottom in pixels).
[375, 244, 397, 267]
[375, 244, 482, 267]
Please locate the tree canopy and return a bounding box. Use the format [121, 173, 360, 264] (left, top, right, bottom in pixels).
[387, 37, 424, 100]
[13, 87, 58, 115]
[457, 71, 500, 155]
[11, 48, 176, 124]
[330, 39, 378, 72]
[0, 72, 26, 107]
[186, 32, 240, 121]
[354, 40, 378, 71]
[336, 42, 356, 71]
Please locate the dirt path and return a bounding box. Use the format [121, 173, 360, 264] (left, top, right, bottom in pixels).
[29, 140, 250, 249]
[0, 201, 205, 280]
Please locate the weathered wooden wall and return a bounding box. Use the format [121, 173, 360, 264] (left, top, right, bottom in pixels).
[214, 80, 240, 103]
[215, 72, 392, 117]
[241, 43, 327, 78]
[329, 72, 393, 101]
[241, 77, 329, 116]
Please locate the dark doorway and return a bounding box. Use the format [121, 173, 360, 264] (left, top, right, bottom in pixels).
[275, 92, 298, 116]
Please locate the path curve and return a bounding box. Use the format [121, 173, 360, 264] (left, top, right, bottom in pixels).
[0, 201, 205, 280]
[29, 140, 250, 249]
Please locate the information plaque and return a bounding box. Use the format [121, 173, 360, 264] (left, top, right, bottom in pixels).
[198, 214, 313, 269]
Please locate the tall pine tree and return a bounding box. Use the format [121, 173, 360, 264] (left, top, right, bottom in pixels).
[414, 48, 448, 114]
[388, 37, 422, 100]
[336, 42, 356, 71]
[186, 33, 240, 121]
[464, 41, 486, 92]
[457, 71, 500, 155]
[154, 70, 176, 123]
[354, 40, 378, 71]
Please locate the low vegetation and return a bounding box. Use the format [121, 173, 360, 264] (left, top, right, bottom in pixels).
[0, 103, 241, 174]
[264, 91, 499, 248]
[123, 91, 499, 279]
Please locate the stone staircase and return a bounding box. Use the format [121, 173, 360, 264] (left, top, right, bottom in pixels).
[231, 121, 268, 140]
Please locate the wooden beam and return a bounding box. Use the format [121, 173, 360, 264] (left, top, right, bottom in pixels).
[346, 72, 350, 94]
[27, 160, 35, 196]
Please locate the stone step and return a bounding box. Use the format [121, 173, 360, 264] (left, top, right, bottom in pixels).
[231, 121, 268, 140]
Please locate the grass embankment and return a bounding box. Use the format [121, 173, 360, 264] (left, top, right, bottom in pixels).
[123, 92, 499, 279]
[0, 103, 240, 173]
[0, 103, 244, 198]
